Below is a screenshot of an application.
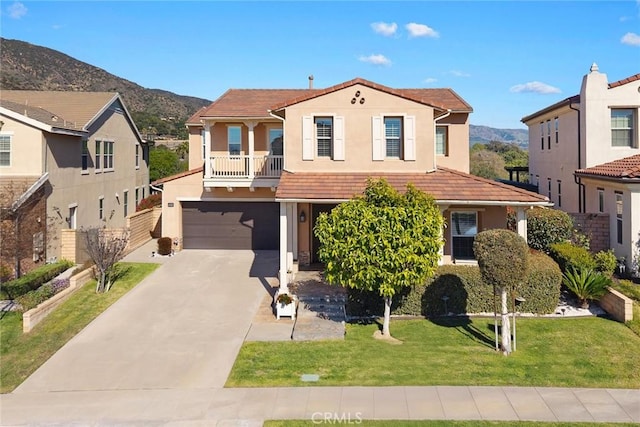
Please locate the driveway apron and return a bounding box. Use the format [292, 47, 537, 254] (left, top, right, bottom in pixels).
[14, 250, 278, 393]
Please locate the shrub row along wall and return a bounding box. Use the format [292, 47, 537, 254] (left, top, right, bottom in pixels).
[570, 213, 610, 254]
[348, 251, 562, 318]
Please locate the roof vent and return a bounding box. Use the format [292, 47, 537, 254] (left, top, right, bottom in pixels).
[308, 75, 314, 89]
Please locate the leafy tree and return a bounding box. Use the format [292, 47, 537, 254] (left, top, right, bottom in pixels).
[314, 178, 444, 337]
[82, 227, 129, 293]
[149, 146, 187, 182]
[175, 141, 189, 160]
[473, 229, 528, 355]
[470, 150, 507, 180]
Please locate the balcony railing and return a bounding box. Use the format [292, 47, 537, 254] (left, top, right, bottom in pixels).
[205, 155, 283, 179]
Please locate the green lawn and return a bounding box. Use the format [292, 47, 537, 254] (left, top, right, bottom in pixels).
[228, 316, 640, 389]
[0, 262, 158, 393]
[265, 421, 637, 427]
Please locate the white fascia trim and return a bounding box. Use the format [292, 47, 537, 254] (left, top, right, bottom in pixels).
[437, 200, 553, 207]
[86, 94, 145, 143]
[177, 197, 277, 202]
[1, 107, 85, 136]
[275, 198, 351, 203]
[10, 172, 49, 211]
[200, 116, 278, 121]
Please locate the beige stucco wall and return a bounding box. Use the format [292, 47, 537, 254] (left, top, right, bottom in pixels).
[434, 113, 470, 173]
[0, 115, 45, 175]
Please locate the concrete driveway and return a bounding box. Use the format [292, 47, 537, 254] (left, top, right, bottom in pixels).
[15, 249, 278, 393]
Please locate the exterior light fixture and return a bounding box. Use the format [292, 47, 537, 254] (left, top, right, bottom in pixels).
[299, 210, 306, 223]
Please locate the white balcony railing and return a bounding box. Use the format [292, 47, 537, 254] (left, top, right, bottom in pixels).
[206, 155, 283, 179]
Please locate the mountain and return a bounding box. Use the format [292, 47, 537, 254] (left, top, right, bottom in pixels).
[469, 125, 528, 147]
[0, 38, 210, 121]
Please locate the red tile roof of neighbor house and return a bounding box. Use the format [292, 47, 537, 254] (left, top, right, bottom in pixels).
[187, 78, 473, 123]
[275, 169, 551, 205]
[608, 73, 640, 88]
[575, 154, 640, 180]
[152, 166, 203, 185]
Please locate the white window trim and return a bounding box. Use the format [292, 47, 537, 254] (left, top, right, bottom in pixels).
[135, 144, 140, 169]
[373, 114, 415, 161]
[436, 125, 449, 156]
[302, 114, 344, 161]
[201, 129, 206, 160]
[95, 140, 102, 173]
[597, 188, 605, 213]
[314, 116, 334, 159]
[610, 108, 637, 148]
[102, 140, 115, 172]
[0, 133, 13, 167]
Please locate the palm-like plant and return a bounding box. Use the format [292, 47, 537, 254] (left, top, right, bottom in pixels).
[562, 267, 611, 308]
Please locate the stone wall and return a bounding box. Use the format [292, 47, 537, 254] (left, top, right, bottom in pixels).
[599, 287, 633, 323]
[570, 213, 610, 253]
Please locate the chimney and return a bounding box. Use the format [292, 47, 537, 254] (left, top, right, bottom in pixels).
[308, 75, 314, 89]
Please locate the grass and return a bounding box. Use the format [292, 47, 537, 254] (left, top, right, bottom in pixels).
[0, 262, 158, 393]
[264, 422, 638, 427]
[227, 316, 640, 389]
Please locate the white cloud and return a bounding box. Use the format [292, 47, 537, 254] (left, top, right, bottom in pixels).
[52, 24, 63, 30]
[423, 77, 438, 84]
[621, 32, 640, 46]
[449, 70, 471, 78]
[371, 22, 397, 37]
[358, 54, 391, 66]
[510, 81, 561, 94]
[405, 22, 439, 38]
[7, 1, 27, 19]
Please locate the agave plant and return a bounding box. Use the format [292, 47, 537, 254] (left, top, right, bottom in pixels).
[562, 267, 611, 308]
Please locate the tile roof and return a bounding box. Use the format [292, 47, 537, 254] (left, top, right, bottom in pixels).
[0, 90, 117, 130]
[275, 168, 551, 205]
[152, 166, 203, 185]
[0, 99, 84, 132]
[188, 78, 473, 123]
[608, 73, 640, 89]
[575, 154, 640, 180]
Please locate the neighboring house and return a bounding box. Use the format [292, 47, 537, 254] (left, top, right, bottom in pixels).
[157, 77, 550, 288]
[522, 64, 640, 270]
[0, 91, 150, 277]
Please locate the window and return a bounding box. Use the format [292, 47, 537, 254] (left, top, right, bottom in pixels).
[436, 126, 448, 156]
[99, 197, 104, 220]
[201, 129, 206, 160]
[554, 117, 559, 144]
[315, 117, 332, 158]
[68, 205, 77, 230]
[95, 141, 101, 170]
[81, 140, 89, 172]
[135, 188, 140, 207]
[611, 109, 635, 147]
[228, 125, 241, 155]
[547, 178, 552, 199]
[547, 120, 551, 149]
[598, 188, 604, 213]
[269, 128, 283, 156]
[103, 141, 114, 170]
[135, 145, 140, 168]
[540, 122, 544, 150]
[451, 212, 477, 259]
[142, 186, 145, 200]
[123, 191, 129, 217]
[0, 134, 11, 166]
[557, 180, 562, 208]
[535, 175, 539, 188]
[615, 192, 623, 244]
[384, 117, 402, 158]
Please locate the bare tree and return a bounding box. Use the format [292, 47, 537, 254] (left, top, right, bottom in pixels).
[82, 227, 130, 293]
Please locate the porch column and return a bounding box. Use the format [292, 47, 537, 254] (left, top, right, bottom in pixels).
[244, 121, 257, 178]
[204, 122, 212, 178]
[279, 202, 289, 294]
[516, 207, 528, 243]
[438, 205, 449, 265]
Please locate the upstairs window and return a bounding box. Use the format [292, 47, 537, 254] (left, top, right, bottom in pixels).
[451, 212, 477, 259]
[0, 135, 11, 167]
[103, 141, 114, 170]
[384, 117, 402, 158]
[135, 145, 140, 169]
[227, 125, 241, 155]
[611, 109, 635, 147]
[546, 120, 551, 149]
[95, 141, 101, 170]
[201, 129, 206, 160]
[540, 122, 544, 150]
[554, 117, 559, 144]
[269, 128, 283, 156]
[315, 117, 333, 158]
[436, 126, 448, 156]
[81, 140, 89, 172]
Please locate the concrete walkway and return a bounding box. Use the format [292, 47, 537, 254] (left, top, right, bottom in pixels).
[1, 243, 638, 426]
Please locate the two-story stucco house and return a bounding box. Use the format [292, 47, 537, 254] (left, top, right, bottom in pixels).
[522, 65, 640, 271]
[0, 91, 150, 277]
[157, 77, 550, 291]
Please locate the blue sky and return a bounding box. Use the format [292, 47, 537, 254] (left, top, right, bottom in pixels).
[2, 0, 639, 129]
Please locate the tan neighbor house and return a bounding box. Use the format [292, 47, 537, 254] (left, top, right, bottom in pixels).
[522, 64, 640, 272]
[0, 91, 150, 277]
[157, 77, 550, 290]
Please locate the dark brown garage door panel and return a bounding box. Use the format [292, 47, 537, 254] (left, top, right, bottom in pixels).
[182, 202, 279, 249]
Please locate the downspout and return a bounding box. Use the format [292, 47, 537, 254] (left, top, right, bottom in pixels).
[569, 101, 585, 213]
[433, 109, 452, 171]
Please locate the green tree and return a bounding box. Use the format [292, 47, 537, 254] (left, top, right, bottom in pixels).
[314, 178, 444, 337]
[470, 150, 507, 180]
[473, 229, 529, 355]
[149, 146, 186, 182]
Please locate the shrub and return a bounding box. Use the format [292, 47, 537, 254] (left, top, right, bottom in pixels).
[157, 237, 172, 255]
[347, 251, 561, 317]
[0, 260, 74, 300]
[0, 263, 13, 282]
[473, 229, 528, 290]
[549, 242, 596, 273]
[562, 268, 611, 308]
[594, 249, 617, 276]
[516, 207, 573, 253]
[136, 193, 162, 212]
[15, 283, 55, 311]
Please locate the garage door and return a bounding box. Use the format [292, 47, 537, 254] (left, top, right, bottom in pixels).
[182, 201, 279, 249]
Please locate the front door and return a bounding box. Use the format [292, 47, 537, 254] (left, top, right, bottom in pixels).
[311, 203, 338, 264]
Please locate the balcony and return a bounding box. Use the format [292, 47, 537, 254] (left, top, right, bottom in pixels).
[204, 154, 283, 188]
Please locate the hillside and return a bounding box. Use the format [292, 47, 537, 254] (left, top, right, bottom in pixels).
[0, 38, 210, 120]
[470, 125, 528, 147]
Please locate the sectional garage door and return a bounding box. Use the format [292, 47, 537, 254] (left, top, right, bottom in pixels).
[181, 201, 279, 250]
